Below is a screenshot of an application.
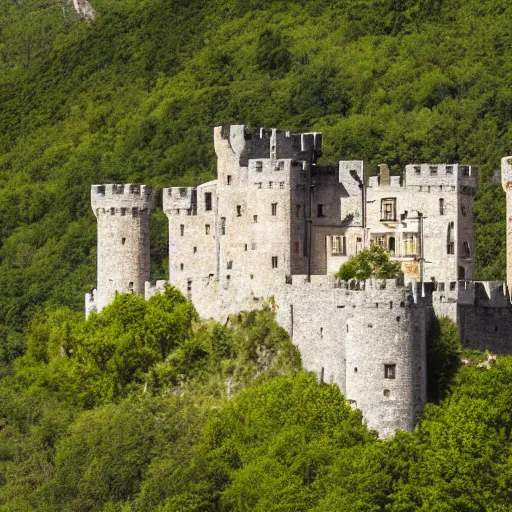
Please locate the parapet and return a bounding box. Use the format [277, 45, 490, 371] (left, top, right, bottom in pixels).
[404, 164, 477, 190]
[162, 187, 197, 215]
[91, 184, 154, 216]
[214, 125, 322, 167]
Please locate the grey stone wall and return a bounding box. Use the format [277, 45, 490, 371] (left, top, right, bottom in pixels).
[89, 184, 153, 313]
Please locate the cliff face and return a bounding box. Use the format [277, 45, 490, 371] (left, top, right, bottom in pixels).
[69, 0, 96, 20]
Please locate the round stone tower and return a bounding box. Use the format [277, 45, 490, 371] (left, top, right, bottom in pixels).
[91, 184, 153, 312]
[344, 280, 429, 438]
[502, 157, 512, 290]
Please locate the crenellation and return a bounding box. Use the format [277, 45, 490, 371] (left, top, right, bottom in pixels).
[87, 125, 512, 438]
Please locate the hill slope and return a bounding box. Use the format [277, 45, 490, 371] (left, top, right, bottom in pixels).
[0, 0, 511, 344]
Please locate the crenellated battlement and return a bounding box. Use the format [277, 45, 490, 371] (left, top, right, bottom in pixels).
[214, 124, 322, 168]
[91, 184, 154, 216]
[162, 187, 198, 215]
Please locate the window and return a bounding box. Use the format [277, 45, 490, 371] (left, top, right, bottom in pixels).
[121, 208, 126, 216]
[439, 198, 445, 215]
[97, 185, 106, 196]
[462, 241, 471, 258]
[450, 281, 457, 290]
[253, 215, 258, 223]
[193, 246, 197, 254]
[277, 161, 285, 170]
[371, 235, 386, 249]
[205, 224, 210, 234]
[121, 238, 126, 245]
[271, 203, 277, 216]
[180, 263, 184, 271]
[221, 217, 226, 235]
[252, 242, 256, 250]
[257, 182, 262, 189]
[272, 256, 278, 269]
[180, 224, 185, 236]
[130, 184, 140, 195]
[384, 364, 396, 379]
[279, 182, 285, 189]
[446, 165, 453, 174]
[111, 207, 115, 215]
[403, 234, 418, 256]
[269, 181, 273, 188]
[128, 282, 134, 292]
[461, 205, 467, 216]
[187, 279, 192, 292]
[447, 222, 455, 254]
[317, 204, 324, 217]
[205, 192, 212, 211]
[461, 166, 470, 176]
[245, 244, 248, 251]
[237, 205, 242, 217]
[331, 236, 347, 255]
[356, 237, 362, 254]
[227, 175, 232, 185]
[296, 204, 302, 218]
[383, 390, 391, 398]
[113, 184, 124, 194]
[227, 260, 233, 270]
[294, 240, 301, 254]
[255, 161, 263, 172]
[179, 188, 187, 197]
[413, 166, 421, 174]
[381, 198, 396, 221]
[132, 207, 138, 217]
[438, 282, 445, 291]
[429, 166, 438, 175]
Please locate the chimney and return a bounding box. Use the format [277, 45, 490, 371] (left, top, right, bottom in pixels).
[379, 164, 390, 186]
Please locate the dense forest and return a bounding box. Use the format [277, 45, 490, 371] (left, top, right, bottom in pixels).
[1, 0, 512, 509]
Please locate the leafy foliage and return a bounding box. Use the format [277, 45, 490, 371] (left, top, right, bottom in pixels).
[336, 246, 402, 280]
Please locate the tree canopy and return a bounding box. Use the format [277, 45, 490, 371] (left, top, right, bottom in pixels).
[336, 246, 402, 281]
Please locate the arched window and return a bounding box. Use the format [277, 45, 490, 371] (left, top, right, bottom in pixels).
[447, 222, 455, 254]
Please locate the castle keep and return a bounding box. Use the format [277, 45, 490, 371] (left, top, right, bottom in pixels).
[87, 125, 512, 438]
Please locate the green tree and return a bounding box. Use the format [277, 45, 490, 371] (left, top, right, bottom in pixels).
[336, 246, 402, 281]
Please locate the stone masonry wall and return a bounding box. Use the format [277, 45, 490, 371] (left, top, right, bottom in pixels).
[91, 184, 153, 312]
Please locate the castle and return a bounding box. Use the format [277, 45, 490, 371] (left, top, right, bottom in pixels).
[86, 125, 512, 438]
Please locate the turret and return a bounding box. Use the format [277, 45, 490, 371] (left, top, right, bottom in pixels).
[89, 184, 153, 313]
[502, 157, 512, 290]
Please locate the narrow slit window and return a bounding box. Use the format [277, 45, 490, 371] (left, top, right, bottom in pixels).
[384, 364, 396, 379]
[221, 217, 226, 235]
[180, 224, 185, 236]
[447, 222, 455, 254]
[439, 198, 445, 215]
[237, 205, 242, 217]
[271, 203, 277, 216]
[205, 224, 210, 235]
[227, 175, 232, 185]
[317, 204, 324, 217]
[132, 207, 138, 217]
[205, 192, 212, 211]
[255, 161, 263, 172]
[272, 256, 278, 269]
[121, 238, 126, 245]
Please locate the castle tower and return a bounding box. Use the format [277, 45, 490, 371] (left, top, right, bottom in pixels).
[502, 157, 512, 290]
[344, 280, 429, 438]
[90, 184, 153, 313]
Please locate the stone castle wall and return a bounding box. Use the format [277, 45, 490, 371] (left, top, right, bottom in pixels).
[87, 125, 512, 438]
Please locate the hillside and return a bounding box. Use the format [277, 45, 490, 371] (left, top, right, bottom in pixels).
[0, 0, 511, 348]
[1, 3, 512, 508]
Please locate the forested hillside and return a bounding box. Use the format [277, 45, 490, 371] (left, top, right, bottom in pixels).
[0, 0, 510, 345]
[1, 1, 512, 509]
